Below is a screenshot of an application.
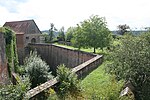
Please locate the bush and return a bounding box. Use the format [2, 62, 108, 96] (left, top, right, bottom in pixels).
[24, 51, 53, 88]
[56, 64, 82, 99]
[0, 76, 30, 100]
[22, 51, 54, 99]
[107, 34, 150, 100]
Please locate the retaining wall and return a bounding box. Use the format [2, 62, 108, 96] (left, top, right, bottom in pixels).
[25, 43, 103, 98]
[0, 32, 9, 85]
[25, 54, 103, 98]
[28, 43, 96, 74]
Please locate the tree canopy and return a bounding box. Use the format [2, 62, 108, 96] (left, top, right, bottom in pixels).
[72, 15, 112, 53]
[117, 24, 130, 35]
[48, 23, 57, 42]
[58, 27, 65, 41]
[65, 27, 74, 42]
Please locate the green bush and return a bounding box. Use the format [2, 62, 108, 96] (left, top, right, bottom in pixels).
[22, 51, 54, 100]
[107, 34, 150, 100]
[56, 64, 82, 100]
[0, 76, 30, 100]
[24, 51, 53, 88]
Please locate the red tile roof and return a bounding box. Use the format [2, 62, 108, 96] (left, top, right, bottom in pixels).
[3, 20, 40, 34]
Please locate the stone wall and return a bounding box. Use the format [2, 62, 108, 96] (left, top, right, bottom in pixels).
[28, 43, 96, 74]
[25, 43, 103, 98]
[25, 54, 103, 98]
[17, 34, 41, 65]
[0, 32, 9, 85]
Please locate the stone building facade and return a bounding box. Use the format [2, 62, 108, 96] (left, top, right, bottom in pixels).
[3, 20, 42, 64]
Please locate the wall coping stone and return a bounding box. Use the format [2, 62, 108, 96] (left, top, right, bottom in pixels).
[29, 43, 97, 57]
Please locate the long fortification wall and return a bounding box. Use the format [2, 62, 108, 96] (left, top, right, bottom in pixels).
[28, 43, 96, 74]
[26, 43, 103, 98]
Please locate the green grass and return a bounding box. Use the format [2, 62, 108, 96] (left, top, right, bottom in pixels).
[54, 43, 108, 55]
[81, 61, 131, 100]
[54, 43, 77, 50]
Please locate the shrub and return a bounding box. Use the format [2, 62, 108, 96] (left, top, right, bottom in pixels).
[0, 76, 30, 100]
[24, 51, 53, 88]
[23, 51, 53, 99]
[56, 64, 82, 99]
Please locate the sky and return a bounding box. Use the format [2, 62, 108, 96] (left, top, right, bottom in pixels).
[0, 0, 150, 31]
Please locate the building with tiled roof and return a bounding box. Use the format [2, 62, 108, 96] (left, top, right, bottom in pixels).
[3, 20, 42, 64]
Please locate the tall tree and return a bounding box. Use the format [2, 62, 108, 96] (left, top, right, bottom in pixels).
[117, 24, 130, 35]
[65, 27, 74, 42]
[71, 25, 85, 49]
[72, 15, 112, 53]
[49, 23, 57, 42]
[58, 27, 65, 41]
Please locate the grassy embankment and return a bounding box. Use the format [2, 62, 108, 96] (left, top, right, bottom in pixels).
[54, 42, 130, 100]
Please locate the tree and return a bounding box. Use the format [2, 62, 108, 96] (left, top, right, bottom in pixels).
[72, 15, 112, 53]
[48, 23, 57, 42]
[65, 27, 74, 42]
[117, 24, 130, 35]
[58, 27, 65, 41]
[71, 25, 85, 49]
[107, 33, 150, 100]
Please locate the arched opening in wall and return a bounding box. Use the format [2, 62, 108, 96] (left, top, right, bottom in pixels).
[31, 38, 36, 43]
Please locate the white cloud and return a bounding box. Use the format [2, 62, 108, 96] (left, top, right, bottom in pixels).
[1, 0, 150, 30]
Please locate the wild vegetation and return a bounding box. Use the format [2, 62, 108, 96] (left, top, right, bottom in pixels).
[0, 27, 18, 74]
[107, 33, 150, 100]
[22, 51, 54, 99]
[0, 27, 30, 100]
[54, 32, 150, 100]
[56, 64, 82, 100]
[81, 61, 131, 100]
[22, 51, 53, 88]
[0, 74, 30, 100]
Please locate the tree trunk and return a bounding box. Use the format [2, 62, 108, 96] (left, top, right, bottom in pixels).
[94, 47, 96, 53]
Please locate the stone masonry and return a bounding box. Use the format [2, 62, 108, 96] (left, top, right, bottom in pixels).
[28, 43, 96, 75]
[0, 32, 9, 85]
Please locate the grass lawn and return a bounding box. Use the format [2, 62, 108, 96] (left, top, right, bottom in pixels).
[81, 61, 127, 100]
[54, 43, 108, 55]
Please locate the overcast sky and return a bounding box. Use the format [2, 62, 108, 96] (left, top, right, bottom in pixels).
[0, 0, 150, 31]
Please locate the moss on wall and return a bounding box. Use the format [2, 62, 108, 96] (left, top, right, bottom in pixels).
[0, 27, 18, 73]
